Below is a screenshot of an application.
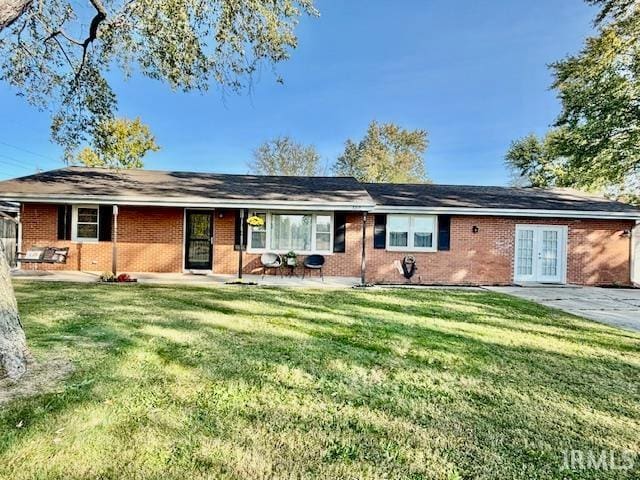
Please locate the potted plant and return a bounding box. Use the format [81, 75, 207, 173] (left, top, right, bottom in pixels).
[99, 271, 116, 283]
[246, 215, 265, 227]
[285, 251, 297, 267]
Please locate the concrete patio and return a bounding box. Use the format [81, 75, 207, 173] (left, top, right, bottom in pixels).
[486, 285, 640, 332]
[10, 269, 359, 288]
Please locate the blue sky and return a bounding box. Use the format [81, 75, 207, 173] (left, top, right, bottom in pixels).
[0, 0, 596, 184]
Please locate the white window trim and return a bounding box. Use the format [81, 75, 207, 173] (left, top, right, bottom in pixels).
[386, 214, 438, 252]
[71, 204, 100, 243]
[247, 211, 334, 255]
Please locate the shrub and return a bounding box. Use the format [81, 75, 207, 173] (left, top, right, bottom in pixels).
[99, 272, 116, 283]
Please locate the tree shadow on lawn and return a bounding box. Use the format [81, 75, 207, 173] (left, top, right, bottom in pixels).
[151, 296, 640, 423]
[3, 282, 640, 479]
[144, 310, 639, 478]
[138, 288, 639, 458]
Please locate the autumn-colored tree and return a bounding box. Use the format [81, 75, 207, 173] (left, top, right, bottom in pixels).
[333, 121, 429, 183]
[76, 117, 159, 169]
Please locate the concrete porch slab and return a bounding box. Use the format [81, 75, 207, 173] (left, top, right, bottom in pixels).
[10, 270, 359, 289]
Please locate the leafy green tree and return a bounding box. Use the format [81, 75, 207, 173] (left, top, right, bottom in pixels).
[76, 117, 159, 169]
[0, 0, 318, 160]
[333, 121, 429, 183]
[249, 136, 322, 176]
[505, 132, 571, 188]
[506, 0, 640, 199]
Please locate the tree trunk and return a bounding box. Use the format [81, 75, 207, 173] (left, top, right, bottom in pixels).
[0, 0, 32, 32]
[0, 241, 28, 380]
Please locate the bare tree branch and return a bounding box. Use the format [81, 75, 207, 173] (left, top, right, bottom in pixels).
[74, 0, 108, 80]
[49, 34, 75, 70]
[42, 24, 84, 46]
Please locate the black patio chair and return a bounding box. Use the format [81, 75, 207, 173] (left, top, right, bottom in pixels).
[260, 252, 283, 279]
[302, 254, 325, 280]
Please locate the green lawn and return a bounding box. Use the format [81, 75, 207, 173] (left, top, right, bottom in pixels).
[1, 282, 639, 479]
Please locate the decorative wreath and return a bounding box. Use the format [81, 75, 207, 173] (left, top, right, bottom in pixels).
[247, 215, 265, 227]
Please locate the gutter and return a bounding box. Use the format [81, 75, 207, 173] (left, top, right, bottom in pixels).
[372, 205, 640, 221]
[0, 194, 375, 212]
[1, 195, 639, 220]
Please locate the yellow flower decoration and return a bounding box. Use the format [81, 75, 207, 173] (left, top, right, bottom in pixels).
[247, 215, 265, 227]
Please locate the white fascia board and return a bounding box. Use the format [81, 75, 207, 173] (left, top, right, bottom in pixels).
[3, 194, 638, 219]
[0, 194, 374, 211]
[372, 205, 640, 220]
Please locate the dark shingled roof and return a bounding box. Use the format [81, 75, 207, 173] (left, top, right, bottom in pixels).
[365, 183, 640, 214]
[0, 167, 638, 216]
[0, 167, 374, 206]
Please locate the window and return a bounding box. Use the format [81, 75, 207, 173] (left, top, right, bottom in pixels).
[387, 214, 436, 251]
[250, 212, 267, 249]
[248, 211, 333, 253]
[73, 206, 99, 242]
[315, 215, 331, 251]
[388, 215, 410, 248]
[271, 214, 312, 251]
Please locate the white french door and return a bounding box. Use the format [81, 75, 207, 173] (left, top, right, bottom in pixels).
[514, 225, 567, 283]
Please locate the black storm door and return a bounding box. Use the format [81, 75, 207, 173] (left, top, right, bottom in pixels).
[185, 210, 213, 270]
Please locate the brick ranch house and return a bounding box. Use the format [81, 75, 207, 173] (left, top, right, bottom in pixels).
[0, 167, 638, 286]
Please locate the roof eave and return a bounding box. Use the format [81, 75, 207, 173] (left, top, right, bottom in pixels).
[0, 194, 374, 211]
[2, 194, 638, 219]
[372, 205, 640, 220]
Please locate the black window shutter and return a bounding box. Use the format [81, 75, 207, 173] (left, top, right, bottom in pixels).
[99, 205, 113, 241]
[333, 212, 346, 253]
[437, 215, 451, 251]
[57, 205, 68, 240]
[65, 206, 72, 240]
[373, 214, 386, 249]
[234, 209, 248, 251]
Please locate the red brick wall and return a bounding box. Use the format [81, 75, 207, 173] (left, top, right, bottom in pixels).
[566, 219, 633, 285]
[19, 204, 633, 285]
[21, 204, 183, 273]
[116, 206, 183, 272]
[365, 215, 633, 286]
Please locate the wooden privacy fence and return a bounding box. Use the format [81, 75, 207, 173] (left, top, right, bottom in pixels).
[0, 217, 18, 267]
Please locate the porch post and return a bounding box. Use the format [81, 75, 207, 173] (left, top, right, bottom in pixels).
[16, 209, 21, 270]
[360, 211, 367, 285]
[112, 205, 119, 275]
[632, 221, 640, 287]
[238, 208, 245, 279]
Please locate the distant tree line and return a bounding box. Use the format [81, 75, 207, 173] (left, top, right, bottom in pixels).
[248, 121, 430, 183]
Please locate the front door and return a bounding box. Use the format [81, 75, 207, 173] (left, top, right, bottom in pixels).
[514, 225, 567, 283]
[185, 210, 213, 270]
